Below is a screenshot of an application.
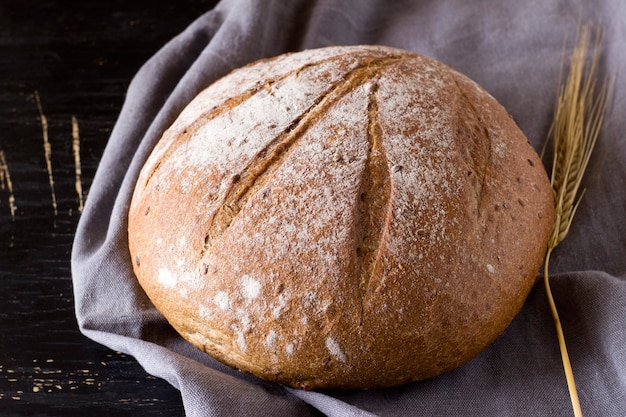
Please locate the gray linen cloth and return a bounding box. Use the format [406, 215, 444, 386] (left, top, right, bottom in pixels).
[71, 0, 626, 415]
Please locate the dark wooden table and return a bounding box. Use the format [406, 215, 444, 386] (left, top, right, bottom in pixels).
[0, 1, 218, 415]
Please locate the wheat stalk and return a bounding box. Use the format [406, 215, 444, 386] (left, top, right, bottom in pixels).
[543, 24, 612, 417]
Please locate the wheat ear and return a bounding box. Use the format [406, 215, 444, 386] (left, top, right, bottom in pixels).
[544, 24, 612, 417]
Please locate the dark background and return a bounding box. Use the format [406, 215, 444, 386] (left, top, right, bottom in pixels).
[0, 1, 219, 415]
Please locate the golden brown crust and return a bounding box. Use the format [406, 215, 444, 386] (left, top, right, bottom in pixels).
[128, 45, 554, 390]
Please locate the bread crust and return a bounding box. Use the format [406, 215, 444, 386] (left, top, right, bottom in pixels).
[128, 45, 555, 390]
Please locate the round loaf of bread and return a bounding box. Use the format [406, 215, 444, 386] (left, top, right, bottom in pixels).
[128, 45, 554, 390]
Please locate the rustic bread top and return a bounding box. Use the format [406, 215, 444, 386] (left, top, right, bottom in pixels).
[128, 45, 554, 390]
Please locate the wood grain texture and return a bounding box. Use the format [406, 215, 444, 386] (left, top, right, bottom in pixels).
[0, 0, 218, 415]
